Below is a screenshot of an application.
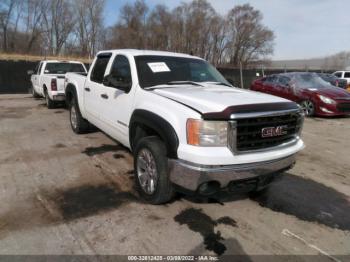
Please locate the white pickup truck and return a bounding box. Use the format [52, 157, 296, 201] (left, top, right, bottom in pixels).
[65, 49, 305, 204]
[28, 60, 87, 108]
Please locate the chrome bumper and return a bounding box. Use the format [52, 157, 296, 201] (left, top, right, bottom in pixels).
[168, 155, 296, 191]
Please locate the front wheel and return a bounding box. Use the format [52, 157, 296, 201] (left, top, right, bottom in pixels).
[134, 137, 174, 204]
[69, 98, 90, 134]
[300, 100, 315, 117]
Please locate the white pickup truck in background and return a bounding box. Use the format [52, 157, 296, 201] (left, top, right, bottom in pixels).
[28, 60, 87, 108]
[65, 49, 304, 204]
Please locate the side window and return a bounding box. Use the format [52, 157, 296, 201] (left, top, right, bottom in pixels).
[278, 76, 290, 86]
[109, 55, 132, 85]
[334, 72, 342, 78]
[344, 72, 350, 78]
[90, 54, 111, 83]
[266, 75, 277, 84]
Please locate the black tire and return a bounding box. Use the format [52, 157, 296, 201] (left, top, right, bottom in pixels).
[31, 86, 40, 98]
[134, 136, 174, 204]
[44, 90, 56, 109]
[300, 100, 315, 117]
[69, 98, 90, 134]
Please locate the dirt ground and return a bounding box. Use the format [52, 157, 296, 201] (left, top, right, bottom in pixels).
[0, 94, 349, 260]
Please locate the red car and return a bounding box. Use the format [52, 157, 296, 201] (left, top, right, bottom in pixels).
[251, 72, 350, 117]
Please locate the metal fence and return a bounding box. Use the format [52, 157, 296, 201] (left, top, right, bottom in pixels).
[0, 59, 335, 94]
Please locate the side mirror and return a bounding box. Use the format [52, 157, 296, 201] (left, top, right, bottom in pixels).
[27, 70, 34, 75]
[103, 74, 131, 92]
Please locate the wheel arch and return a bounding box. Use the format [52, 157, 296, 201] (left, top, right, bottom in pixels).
[65, 83, 77, 106]
[129, 109, 179, 159]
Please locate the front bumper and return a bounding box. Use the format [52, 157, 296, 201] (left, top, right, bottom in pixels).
[168, 154, 296, 192]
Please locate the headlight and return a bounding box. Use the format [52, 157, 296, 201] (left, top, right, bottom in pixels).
[318, 95, 336, 105]
[186, 119, 228, 146]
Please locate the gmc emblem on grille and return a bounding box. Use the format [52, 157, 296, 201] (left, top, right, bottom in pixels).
[261, 126, 288, 138]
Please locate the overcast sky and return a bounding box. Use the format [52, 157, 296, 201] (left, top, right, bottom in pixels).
[104, 0, 350, 60]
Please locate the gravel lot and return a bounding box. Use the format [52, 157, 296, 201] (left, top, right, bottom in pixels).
[0, 94, 349, 259]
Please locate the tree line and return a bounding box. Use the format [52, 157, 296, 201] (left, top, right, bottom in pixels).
[0, 0, 274, 67]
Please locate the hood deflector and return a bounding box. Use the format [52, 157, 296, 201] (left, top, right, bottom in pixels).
[202, 102, 299, 120]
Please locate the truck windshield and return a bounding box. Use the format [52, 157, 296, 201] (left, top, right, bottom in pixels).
[134, 55, 230, 88]
[44, 63, 85, 74]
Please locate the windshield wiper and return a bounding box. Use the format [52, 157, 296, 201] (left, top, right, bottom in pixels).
[166, 81, 203, 86]
[205, 81, 232, 87]
[144, 81, 203, 90]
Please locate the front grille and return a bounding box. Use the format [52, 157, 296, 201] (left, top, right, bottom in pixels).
[232, 111, 303, 152]
[337, 103, 350, 112]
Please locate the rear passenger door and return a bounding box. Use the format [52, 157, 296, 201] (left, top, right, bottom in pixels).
[84, 53, 112, 122]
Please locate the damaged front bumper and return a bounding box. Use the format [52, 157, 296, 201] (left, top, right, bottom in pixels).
[168, 154, 296, 193]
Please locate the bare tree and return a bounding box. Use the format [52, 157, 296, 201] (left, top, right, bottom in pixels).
[0, 0, 18, 51]
[74, 0, 105, 57]
[23, 0, 45, 53]
[42, 0, 75, 55]
[147, 5, 171, 50]
[225, 4, 274, 67]
[108, 0, 148, 49]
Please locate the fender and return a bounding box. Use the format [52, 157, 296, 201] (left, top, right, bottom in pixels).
[129, 109, 179, 158]
[65, 83, 77, 105]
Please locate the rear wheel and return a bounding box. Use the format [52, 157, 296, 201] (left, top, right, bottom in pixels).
[45, 90, 55, 109]
[31, 86, 40, 98]
[69, 98, 90, 134]
[134, 137, 174, 204]
[300, 100, 315, 117]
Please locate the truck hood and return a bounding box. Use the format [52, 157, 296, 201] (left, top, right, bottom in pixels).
[152, 84, 293, 114]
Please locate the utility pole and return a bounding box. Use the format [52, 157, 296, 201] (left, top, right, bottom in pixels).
[240, 61, 244, 89]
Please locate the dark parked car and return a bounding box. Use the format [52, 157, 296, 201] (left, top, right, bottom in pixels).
[317, 73, 347, 89]
[251, 72, 350, 117]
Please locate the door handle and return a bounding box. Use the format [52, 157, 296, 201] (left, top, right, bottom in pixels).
[101, 94, 108, 99]
[84, 87, 91, 92]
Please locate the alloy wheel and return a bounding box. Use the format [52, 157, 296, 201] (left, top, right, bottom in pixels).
[70, 105, 78, 130]
[301, 100, 314, 116]
[137, 148, 158, 195]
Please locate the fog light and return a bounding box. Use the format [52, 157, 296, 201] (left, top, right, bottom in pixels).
[320, 107, 333, 113]
[198, 181, 220, 195]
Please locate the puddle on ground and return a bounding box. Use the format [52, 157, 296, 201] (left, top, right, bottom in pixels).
[82, 144, 128, 156]
[53, 143, 67, 148]
[54, 184, 138, 220]
[250, 173, 350, 231]
[113, 153, 125, 159]
[0, 183, 138, 237]
[174, 208, 237, 256]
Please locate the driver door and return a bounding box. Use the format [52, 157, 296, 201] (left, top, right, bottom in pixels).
[98, 54, 135, 146]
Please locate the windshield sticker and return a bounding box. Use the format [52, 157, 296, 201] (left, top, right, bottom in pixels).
[147, 62, 171, 73]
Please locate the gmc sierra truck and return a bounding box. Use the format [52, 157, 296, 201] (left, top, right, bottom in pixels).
[65, 49, 305, 204]
[28, 60, 87, 108]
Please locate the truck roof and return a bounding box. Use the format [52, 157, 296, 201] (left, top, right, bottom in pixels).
[41, 60, 85, 64]
[97, 49, 203, 60]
